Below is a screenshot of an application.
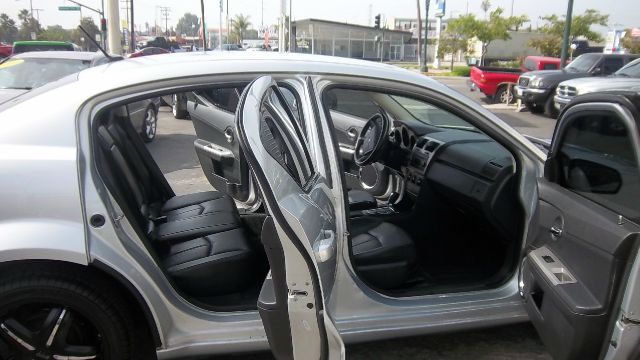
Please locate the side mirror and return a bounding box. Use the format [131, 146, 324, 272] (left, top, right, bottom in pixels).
[591, 67, 602, 75]
[564, 158, 622, 194]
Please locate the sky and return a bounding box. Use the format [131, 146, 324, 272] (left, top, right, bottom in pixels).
[3, 0, 638, 34]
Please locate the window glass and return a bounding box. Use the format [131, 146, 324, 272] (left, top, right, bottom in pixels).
[0, 58, 90, 90]
[524, 58, 536, 71]
[543, 63, 558, 70]
[557, 113, 640, 222]
[326, 88, 380, 119]
[603, 58, 624, 75]
[565, 54, 600, 73]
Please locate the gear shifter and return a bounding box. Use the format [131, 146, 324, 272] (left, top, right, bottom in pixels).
[388, 192, 400, 212]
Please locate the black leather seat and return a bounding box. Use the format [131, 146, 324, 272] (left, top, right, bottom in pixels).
[347, 189, 377, 211]
[96, 112, 254, 296]
[350, 218, 416, 289]
[163, 228, 254, 296]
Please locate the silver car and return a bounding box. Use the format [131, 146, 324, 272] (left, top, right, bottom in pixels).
[0, 52, 639, 360]
[554, 58, 640, 112]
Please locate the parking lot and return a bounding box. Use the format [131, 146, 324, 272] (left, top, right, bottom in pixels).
[147, 76, 555, 359]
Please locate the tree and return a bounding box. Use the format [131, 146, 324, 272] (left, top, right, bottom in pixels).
[40, 25, 71, 42]
[17, 9, 42, 40]
[529, 9, 609, 57]
[176, 13, 199, 37]
[70, 18, 100, 51]
[230, 14, 251, 44]
[0, 13, 18, 43]
[449, 9, 527, 65]
[438, 30, 470, 70]
[621, 30, 640, 54]
[481, 0, 491, 19]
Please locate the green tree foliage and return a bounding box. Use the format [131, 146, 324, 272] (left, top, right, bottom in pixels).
[40, 25, 71, 42]
[529, 9, 609, 56]
[18, 9, 42, 40]
[230, 14, 251, 44]
[438, 17, 473, 69]
[176, 13, 199, 37]
[448, 9, 527, 65]
[0, 13, 19, 43]
[70, 18, 100, 51]
[621, 30, 640, 54]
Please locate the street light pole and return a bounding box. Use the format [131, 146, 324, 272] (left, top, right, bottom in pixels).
[420, 0, 430, 73]
[559, 0, 574, 69]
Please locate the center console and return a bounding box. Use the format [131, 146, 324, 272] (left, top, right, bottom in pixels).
[403, 137, 442, 197]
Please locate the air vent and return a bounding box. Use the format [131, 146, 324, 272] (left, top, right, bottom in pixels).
[424, 141, 439, 152]
[416, 138, 427, 149]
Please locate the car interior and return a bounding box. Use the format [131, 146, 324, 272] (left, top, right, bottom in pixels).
[92, 81, 525, 310]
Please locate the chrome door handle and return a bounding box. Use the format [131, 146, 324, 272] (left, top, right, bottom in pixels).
[347, 128, 358, 140]
[550, 226, 563, 239]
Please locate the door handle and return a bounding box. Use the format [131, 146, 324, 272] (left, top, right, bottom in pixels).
[347, 128, 358, 140]
[549, 226, 563, 239]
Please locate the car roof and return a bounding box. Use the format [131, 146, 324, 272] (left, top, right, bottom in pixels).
[11, 51, 97, 61]
[13, 40, 73, 46]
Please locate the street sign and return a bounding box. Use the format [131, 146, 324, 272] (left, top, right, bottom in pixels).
[435, 0, 446, 18]
[58, 6, 81, 11]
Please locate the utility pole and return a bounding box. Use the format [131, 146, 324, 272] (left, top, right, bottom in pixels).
[200, 0, 206, 50]
[32, 8, 43, 21]
[106, 0, 121, 54]
[559, 0, 574, 69]
[226, 0, 229, 46]
[416, 0, 422, 71]
[421, 0, 430, 73]
[130, 0, 135, 50]
[159, 7, 171, 36]
[219, 0, 223, 50]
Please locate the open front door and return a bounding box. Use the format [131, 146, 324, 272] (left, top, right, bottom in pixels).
[189, 85, 260, 208]
[237, 76, 345, 359]
[521, 94, 640, 360]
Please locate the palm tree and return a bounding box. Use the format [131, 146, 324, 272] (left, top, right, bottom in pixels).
[231, 14, 251, 44]
[480, 0, 491, 19]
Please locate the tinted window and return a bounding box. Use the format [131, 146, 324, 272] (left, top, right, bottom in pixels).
[602, 58, 624, 75]
[565, 54, 600, 73]
[13, 43, 74, 54]
[556, 113, 640, 222]
[524, 58, 536, 71]
[326, 88, 379, 119]
[615, 59, 640, 78]
[543, 63, 558, 70]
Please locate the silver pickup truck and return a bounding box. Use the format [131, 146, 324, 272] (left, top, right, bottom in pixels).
[554, 58, 640, 111]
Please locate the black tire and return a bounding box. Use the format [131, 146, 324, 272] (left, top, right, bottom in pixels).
[141, 106, 158, 143]
[494, 86, 514, 104]
[544, 93, 559, 119]
[0, 272, 135, 360]
[172, 94, 188, 119]
[525, 101, 544, 114]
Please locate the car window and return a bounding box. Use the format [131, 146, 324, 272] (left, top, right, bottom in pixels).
[602, 58, 624, 75]
[326, 88, 379, 119]
[565, 54, 600, 73]
[0, 57, 91, 90]
[523, 58, 536, 71]
[556, 113, 640, 222]
[12, 43, 73, 54]
[543, 63, 558, 70]
[615, 58, 640, 78]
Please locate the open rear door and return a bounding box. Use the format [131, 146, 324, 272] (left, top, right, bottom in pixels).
[521, 94, 640, 360]
[237, 76, 345, 359]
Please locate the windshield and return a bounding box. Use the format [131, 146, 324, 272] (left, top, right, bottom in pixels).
[565, 54, 600, 73]
[0, 57, 90, 90]
[13, 43, 74, 54]
[390, 95, 477, 131]
[615, 59, 640, 78]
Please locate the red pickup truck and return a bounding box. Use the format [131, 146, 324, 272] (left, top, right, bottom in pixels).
[469, 56, 562, 103]
[0, 43, 12, 59]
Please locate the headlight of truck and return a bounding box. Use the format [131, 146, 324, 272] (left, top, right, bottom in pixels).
[530, 78, 545, 88]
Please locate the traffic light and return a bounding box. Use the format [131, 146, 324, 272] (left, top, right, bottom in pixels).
[100, 18, 107, 32]
[374, 14, 381, 29]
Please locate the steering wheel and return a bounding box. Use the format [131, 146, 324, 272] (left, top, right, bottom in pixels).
[354, 112, 390, 167]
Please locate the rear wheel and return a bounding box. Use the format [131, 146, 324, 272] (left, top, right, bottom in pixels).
[141, 106, 158, 143]
[494, 86, 514, 104]
[0, 274, 134, 360]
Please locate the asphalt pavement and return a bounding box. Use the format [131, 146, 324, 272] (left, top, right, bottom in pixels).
[146, 76, 556, 359]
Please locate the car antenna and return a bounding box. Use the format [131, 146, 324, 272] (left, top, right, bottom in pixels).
[78, 25, 121, 62]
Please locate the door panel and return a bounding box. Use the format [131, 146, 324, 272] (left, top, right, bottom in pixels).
[523, 99, 640, 360]
[237, 76, 344, 359]
[189, 87, 255, 204]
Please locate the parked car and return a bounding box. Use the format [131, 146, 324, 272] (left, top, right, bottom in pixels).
[554, 58, 640, 111]
[0, 51, 159, 142]
[217, 44, 246, 51]
[128, 46, 170, 58]
[515, 53, 640, 117]
[0, 43, 12, 59]
[11, 40, 75, 54]
[0, 52, 638, 360]
[469, 56, 562, 103]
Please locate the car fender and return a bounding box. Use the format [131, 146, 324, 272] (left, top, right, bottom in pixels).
[0, 220, 88, 265]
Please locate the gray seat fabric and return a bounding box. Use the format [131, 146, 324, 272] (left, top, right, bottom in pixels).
[350, 218, 416, 289]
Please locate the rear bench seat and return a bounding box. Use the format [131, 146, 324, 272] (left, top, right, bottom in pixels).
[96, 111, 254, 296]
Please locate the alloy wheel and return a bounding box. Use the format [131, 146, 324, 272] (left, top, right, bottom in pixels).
[172, 94, 178, 117]
[0, 304, 101, 359]
[144, 108, 157, 140]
